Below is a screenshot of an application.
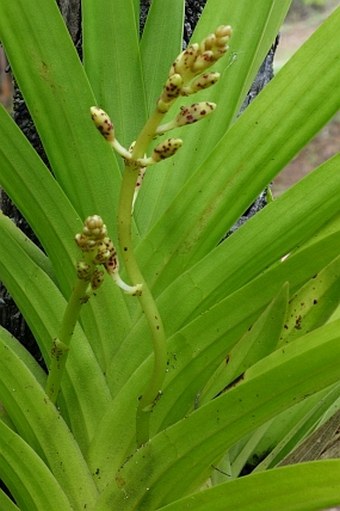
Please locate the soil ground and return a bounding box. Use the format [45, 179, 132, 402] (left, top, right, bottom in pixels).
[272, 0, 339, 196]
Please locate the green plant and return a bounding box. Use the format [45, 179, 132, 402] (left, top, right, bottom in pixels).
[0, 0, 340, 510]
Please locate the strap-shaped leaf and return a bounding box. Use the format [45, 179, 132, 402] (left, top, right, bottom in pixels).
[0, 0, 121, 234]
[0, 326, 46, 388]
[0, 105, 80, 292]
[0, 343, 98, 509]
[252, 383, 340, 471]
[140, 0, 184, 114]
[83, 0, 147, 146]
[201, 282, 288, 404]
[156, 154, 340, 331]
[0, 420, 73, 511]
[280, 254, 340, 344]
[98, 320, 340, 509]
[155, 460, 340, 511]
[0, 211, 53, 283]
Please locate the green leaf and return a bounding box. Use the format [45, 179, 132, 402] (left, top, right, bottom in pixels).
[140, 0, 184, 113]
[136, 0, 292, 233]
[0, 420, 73, 511]
[83, 0, 147, 146]
[155, 460, 340, 511]
[0, 212, 54, 283]
[0, 0, 121, 233]
[156, 154, 340, 331]
[252, 383, 340, 471]
[97, 320, 340, 509]
[201, 282, 289, 403]
[89, 273, 340, 492]
[137, 8, 340, 288]
[0, 326, 46, 388]
[0, 228, 112, 452]
[0, 106, 80, 293]
[0, 340, 98, 509]
[280, 255, 340, 344]
[104, 226, 340, 426]
[148, 241, 340, 434]
[0, 487, 20, 511]
[114, 155, 340, 389]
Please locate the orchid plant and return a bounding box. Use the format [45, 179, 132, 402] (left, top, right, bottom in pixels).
[0, 1, 340, 510]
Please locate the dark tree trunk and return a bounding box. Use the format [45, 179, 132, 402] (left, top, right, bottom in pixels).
[0, 0, 278, 356]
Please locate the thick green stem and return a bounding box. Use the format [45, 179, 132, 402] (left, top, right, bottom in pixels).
[117, 108, 167, 446]
[45, 278, 90, 404]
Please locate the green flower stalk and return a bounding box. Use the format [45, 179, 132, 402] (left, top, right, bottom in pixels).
[90, 25, 232, 445]
[46, 215, 137, 404]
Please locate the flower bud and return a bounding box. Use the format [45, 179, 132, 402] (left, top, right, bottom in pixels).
[152, 138, 183, 162]
[169, 44, 200, 78]
[175, 102, 216, 127]
[90, 106, 115, 142]
[192, 50, 215, 73]
[83, 215, 107, 240]
[104, 247, 119, 275]
[91, 269, 105, 290]
[76, 261, 92, 281]
[93, 238, 114, 264]
[159, 74, 183, 104]
[215, 25, 232, 40]
[75, 233, 97, 252]
[181, 72, 220, 95]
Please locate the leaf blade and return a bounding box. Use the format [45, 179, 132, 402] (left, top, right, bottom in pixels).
[99, 320, 340, 509]
[156, 460, 340, 511]
[138, 8, 340, 289]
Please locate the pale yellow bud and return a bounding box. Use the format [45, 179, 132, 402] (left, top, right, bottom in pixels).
[169, 44, 200, 78]
[152, 138, 183, 162]
[83, 215, 107, 240]
[181, 72, 220, 96]
[175, 102, 216, 127]
[90, 106, 115, 142]
[76, 261, 92, 281]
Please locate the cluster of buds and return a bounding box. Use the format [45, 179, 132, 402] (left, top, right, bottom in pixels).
[75, 215, 142, 296]
[156, 25, 232, 118]
[90, 26, 232, 210]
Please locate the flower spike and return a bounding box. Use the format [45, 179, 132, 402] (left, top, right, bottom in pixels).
[168, 25, 232, 80]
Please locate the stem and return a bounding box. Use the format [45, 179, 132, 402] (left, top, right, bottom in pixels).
[45, 278, 90, 404]
[117, 108, 167, 446]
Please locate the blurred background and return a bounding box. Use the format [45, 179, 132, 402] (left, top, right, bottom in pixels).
[0, 0, 338, 196]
